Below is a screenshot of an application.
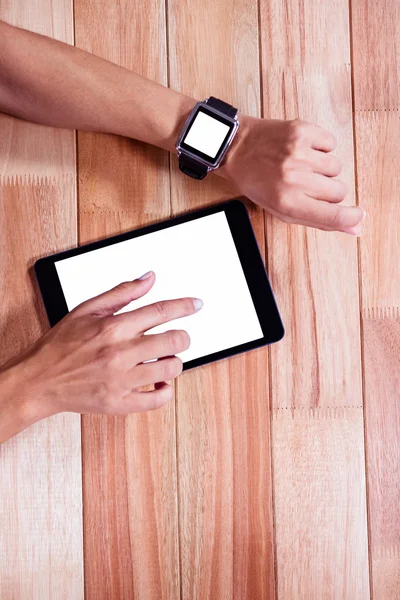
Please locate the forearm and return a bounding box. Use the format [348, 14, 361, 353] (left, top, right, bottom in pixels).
[0, 20, 196, 153]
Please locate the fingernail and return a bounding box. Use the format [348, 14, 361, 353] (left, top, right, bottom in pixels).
[138, 270, 153, 280]
[193, 298, 203, 311]
[344, 225, 362, 236]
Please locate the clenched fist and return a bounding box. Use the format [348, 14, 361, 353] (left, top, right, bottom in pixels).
[218, 115, 365, 235]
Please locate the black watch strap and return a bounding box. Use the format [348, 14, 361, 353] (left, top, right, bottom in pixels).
[178, 153, 208, 180]
[207, 96, 238, 119]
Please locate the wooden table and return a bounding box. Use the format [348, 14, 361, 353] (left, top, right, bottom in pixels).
[1, 0, 399, 598]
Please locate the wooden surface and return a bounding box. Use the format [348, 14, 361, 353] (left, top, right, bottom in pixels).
[0, 1, 399, 599]
[74, 2, 180, 598]
[351, 1, 400, 598]
[260, 0, 370, 597]
[0, 1, 84, 599]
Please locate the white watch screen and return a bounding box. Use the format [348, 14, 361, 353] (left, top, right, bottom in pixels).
[183, 110, 230, 159]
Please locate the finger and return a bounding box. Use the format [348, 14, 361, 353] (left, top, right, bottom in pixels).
[283, 194, 365, 233]
[114, 296, 203, 335]
[73, 271, 155, 317]
[308, 125, 337, 152]
[136, 329, 191, 362]
[295, 171, 347, 203]
[132, 356, 183, 388]
[308, 149, 342, 177]
[123, 382, 174, 413]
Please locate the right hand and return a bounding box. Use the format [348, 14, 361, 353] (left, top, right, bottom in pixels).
[7, 271, 202, 420]
[218, 115, 365, 234]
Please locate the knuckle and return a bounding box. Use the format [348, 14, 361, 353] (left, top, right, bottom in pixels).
[97, 345, 120, 371]
[328, 133, 338, 150]
[151, 387, 173, 410]
[282, 168, 299, 186]
[172, 356, 184, 376]
[282, 156, 296, 171]
[168, 330, 190, 354]
[327, 155, 342, 175]
[326, 207, 346, 230]
[92, 381, 117, 413]
[155, 301, 169, 319]
[333, 180, 347, 202]
[116, 281, 132, 293]
[289, 118, 307, 141]
[317, 127, 337, 151]
[98, 318, 120, 342]
[163, 357, 183, 380]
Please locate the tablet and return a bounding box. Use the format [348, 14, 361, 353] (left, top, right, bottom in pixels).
[34, 199, 284, 371]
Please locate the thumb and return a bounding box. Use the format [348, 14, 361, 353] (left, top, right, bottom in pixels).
[73, 271, 155, 317]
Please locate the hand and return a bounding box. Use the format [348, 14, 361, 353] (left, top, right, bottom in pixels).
[218, 115, 365, 234]
[0, 272, 202, 436]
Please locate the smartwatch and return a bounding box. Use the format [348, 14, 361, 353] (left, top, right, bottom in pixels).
[176, 96, 239, 180]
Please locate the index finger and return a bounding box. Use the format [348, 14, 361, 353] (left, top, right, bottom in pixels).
[309, 125, 337, 152]
[114, 297, 203, 335]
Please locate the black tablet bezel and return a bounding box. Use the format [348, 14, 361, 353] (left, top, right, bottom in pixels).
[34, 199, 284, 371]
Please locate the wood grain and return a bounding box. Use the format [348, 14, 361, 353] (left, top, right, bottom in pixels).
[74, 1, 180, 597]
[261, 0, 350, 67]
[260, 0, 369, 596]
[362, 316, 400, 600]
[0, 1, 75, 180]
[0, 1, 83, 598]
[351, 0, 400, 110]
[354, 111, 400, 313]
[168, 0, 276, 598]
[0, 0, 75, 180]
[2, 0, 399, 596]
[272, 407, 369, 599]
[352, 1, 400, 596]
[0, 178, 83, 599]
[264, 65, 362, 409]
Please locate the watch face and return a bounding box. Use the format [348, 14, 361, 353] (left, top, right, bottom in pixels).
[180, 107, 235, 164]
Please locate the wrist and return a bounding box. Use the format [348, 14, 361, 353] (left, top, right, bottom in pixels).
[110, 72, 198, 154]
[216, 113, 250, 181]
[163, 94, 198, 154]
[0, 361, 47, 443]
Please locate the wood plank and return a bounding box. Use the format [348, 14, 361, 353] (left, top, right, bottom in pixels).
[362, 315, 400, 600]
[0, 1, 75, 179]
[0, 179, 83, 598]
[261, 0, 350, 67]
[0, 0, 74, 40]
[272, 407, 369, 599]
[168, 0, 276, 597]
[264, 65, 363, 409]
[260, 0, 370, 596]
[355, 111, 400, 313]
[352, 2, 400, 595]
[351, 0, 400, 110]
[74, 2, 180, 597]
[0, 2, 82, 597]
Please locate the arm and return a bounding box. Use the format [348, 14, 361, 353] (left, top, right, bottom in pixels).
[0, 20, 365, 234]
[0, 20, 195, 153]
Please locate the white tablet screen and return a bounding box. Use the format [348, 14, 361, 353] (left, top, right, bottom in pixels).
[55, 211, 263, 363]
